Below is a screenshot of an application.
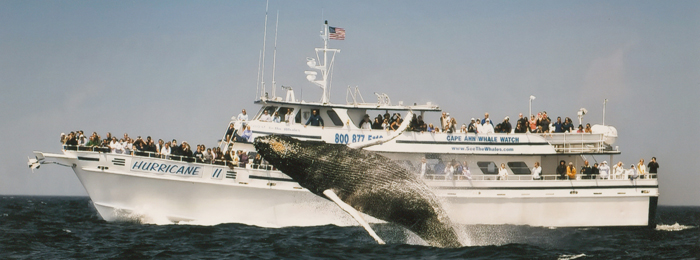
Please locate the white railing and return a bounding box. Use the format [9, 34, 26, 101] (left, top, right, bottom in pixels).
[540, 133, 609, 153]
[422, 173, 657, 181]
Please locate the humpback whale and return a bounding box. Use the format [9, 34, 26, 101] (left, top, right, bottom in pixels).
[253, 134, 462, 248]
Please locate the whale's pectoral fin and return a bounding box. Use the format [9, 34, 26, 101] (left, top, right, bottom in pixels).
[322, 189, 386, 245]
[348, 109, 413, 150]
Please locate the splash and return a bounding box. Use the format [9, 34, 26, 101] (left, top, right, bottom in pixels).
[655, 223, 696, 231]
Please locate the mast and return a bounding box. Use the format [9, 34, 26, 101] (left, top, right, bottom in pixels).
[271, 10, 279, 99]
[259, 0, 269, 99]
[305, 20, 339, 104]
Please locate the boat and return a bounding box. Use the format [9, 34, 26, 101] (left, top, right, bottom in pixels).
[28, 20, 658, 228]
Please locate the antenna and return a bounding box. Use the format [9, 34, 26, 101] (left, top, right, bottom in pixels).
[256, 50, 262, 100]
[603, 99, 608, 125]
[271, 10, 280, 99]
[259, 0, 269, 99]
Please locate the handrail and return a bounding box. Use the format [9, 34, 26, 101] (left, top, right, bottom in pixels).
[422, 173, 657, 181]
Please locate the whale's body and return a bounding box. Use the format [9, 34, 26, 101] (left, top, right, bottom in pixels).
[254, 135, 461, 248]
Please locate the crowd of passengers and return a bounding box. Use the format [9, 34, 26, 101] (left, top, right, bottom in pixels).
[387, 111, 596, 134]
[60, 131, 257, 168]
[417, 157, 660, 181]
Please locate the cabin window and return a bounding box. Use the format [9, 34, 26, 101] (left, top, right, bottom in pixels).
[477, 161, 498, 175]
[326, 110, 344, 126]
[277, 107, 294, 120]
[295, 110, 302, 123]
[507, 162, 531, 175]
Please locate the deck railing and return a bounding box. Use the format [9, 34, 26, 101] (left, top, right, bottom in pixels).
[423, 173, 657, 181]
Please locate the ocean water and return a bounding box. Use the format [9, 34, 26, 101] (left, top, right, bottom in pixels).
[1, 196, 698, 259]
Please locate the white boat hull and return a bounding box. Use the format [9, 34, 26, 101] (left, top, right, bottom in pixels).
[41, 151, 657, 228]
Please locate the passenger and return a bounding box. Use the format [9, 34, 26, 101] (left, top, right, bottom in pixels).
[481, 119, 495, 134]
[171, 139, 181, 156]
[215, 147, 224, 162]
[461, 161, 472, 180]
[613, 161, 625, 178]
[576, 125, 584, 133]
[146, 139, 157, 154]
[87, 132, 101, 147]
[372, 117, 383, 130]
[418, 157, 430, 179]
[532, 162, 542, 180]
[230, 149, 240, 167]
[447, 118, 457, 133]
[203, 148, 213, 163]
[553, 117, 564, 133]
[627, 164, 638, 179]
[482, 113, 493, 126]
[124, 139, 133, 155]
[647, 157, 659, 175]
[562, 117, 574, 133]
[360, 115, 372, 130]
[304, 109, 325, 129]
[637, 159, 647, 176]
[439, 112, 449, 132]
[584, 123, 593, 133]
[272, 111, 281, 123]
[238, 150, 249, 167]
[65, 132, 78, 146]
[417, 115, 426, 132]
[598, 161, 610, 179]
[514, 119, 527, 133]
[78, 132, 87, 146]
[181, 142, 193, 157]
[426, 123, 435, 133]
[160, 142, 171, 159]
[498, 163, 508, 180]
[444, 160, 456, 180]
[237, 109, 249, 122]
[390, 116, 403, 131]
[133, 136, 146, 150]
[408, 113, 418, 131]
[556, 160, 567, 179]
[517, 113, 528, 132]
[102, 132, 113, 145]
[109, 137, 120, 153]
[475, 118, 484, 133]
[467, 118, 478, 133]
[566, 162, 577, 179]
[156, 139, 164, 155]
[259, 110, 272, 122]
[580, 160, 592, 177]
[539, 111, 551, 132]
[382, 119, 390, 130]
[434, 159, 445, 175]
[284, 109, 294, 124]
[501, 117, 512, 133]
[591, 163, 600, 178]
[251, 153, 262, 168]
[459, 124, 468, 133]
[225, 123, 236, 143]
[240, 125, 253, 142]
[60, 133, 66, 144]
[529, 115, 537, 132]
[194, 145, 204, 162]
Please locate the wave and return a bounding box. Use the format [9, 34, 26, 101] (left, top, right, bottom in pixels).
[656, 223, 696, 231]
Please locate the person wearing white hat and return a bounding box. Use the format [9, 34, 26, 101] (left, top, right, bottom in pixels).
[598, 161, 610, 179]
[475, 118, 484, 133]
[482, 119, 495, 133]
[467, 118, 477, 133]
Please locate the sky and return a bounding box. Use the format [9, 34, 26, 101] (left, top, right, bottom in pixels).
[1, 1, 698, 205]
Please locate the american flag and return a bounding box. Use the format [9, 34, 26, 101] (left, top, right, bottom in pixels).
[329, 26, 345, 40]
